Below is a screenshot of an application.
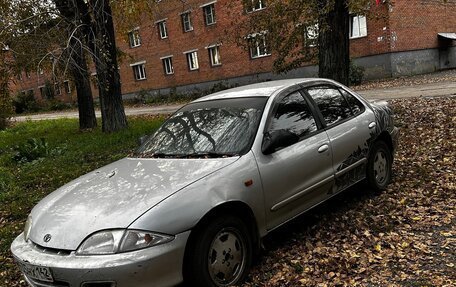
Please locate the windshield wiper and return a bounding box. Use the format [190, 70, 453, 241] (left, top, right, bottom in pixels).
[145, 153, 179, 158]
[184, 152, 239, 158]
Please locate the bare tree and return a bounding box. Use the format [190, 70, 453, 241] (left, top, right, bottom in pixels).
[55, 0, 97, 129]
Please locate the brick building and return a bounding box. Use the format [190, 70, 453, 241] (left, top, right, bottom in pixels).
[9, 0, 456, 102]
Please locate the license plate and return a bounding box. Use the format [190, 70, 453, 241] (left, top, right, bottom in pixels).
[15, 258, 54, 283]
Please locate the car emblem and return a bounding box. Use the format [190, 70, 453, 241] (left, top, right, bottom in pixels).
[43, 234, 52, 243]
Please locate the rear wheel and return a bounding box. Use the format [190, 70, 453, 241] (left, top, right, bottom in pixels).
[367, 141, 392, 192]
[184, 216, 253, 287]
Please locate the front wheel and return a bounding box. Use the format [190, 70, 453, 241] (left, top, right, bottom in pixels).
[184, 216, 253, 287]
[367, 141, 392, 192]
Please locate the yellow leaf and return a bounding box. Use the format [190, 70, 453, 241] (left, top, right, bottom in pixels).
[375, 244, 382, 252]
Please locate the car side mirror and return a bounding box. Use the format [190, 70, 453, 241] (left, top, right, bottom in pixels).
[262, 130, 299, 155]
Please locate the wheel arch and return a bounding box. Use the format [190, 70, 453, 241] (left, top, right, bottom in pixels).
[182, 201, 260, 278]
[374, 131, 394, 154]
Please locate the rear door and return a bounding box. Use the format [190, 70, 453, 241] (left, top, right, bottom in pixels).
[255, 90, 334, 230]
[305, 86, 375, 192]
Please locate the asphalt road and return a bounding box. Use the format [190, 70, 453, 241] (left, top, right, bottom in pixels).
[12, 80, 456, 122]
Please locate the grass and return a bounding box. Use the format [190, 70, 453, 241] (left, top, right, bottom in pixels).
[0, 116, 164, 284]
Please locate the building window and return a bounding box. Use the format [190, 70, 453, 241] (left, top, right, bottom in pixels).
[246, 0, 266, 12]
[202, 3, 216, 26]
[249, 33, 271, 59]
[304, 24, 318, 47]
[185, 51, 199, 71]
[39, 86, 50, 98]
[131, 62, 147, 80]
[208, 45, 221, 66]
[161, 57, 174, 75]
[64, 80, 71, 94]
[350, 15, 367, 38]
[157, 20, 168, 39]
[128, 29, 141, 48]
[181, 11, 193, 32]
[54, 83, 61, 96]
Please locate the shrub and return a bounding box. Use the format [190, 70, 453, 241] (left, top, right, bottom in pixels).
[12, 91, 39, 114]
[0, 69, 12, 129]
[349, 60, 365, 86]
[47, 99, 72, 111]
[0, 92, 12, 130]
[12, 138, 50, 163]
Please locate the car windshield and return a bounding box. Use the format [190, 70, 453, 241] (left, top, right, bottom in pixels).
[136, 97, 268, 158]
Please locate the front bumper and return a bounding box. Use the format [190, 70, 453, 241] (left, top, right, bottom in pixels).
[11, 231, 191, 287]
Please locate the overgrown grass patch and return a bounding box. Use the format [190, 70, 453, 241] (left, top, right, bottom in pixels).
[0, 116, 164, 284]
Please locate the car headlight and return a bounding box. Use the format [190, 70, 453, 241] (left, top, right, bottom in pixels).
[24, 215, 32, 242]
[76, 230, 174, 255]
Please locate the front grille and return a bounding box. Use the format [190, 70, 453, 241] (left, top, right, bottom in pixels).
[24, 275, 70, 287]
[30, 241, 72, 256]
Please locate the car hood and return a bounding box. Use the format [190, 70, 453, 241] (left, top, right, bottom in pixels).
[28, 157, 238, 250]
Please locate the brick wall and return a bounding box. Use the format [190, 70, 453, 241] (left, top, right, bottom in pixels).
[9, 0, 456, 100]
[117, 0, 275, 95]
[388, 0, 456, 52]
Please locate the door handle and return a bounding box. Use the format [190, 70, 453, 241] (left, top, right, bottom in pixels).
[318, 144, 329, 153]
[369, 122, 377, 129]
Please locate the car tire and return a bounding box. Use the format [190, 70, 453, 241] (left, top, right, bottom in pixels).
[184, 215, 253, 287]
[367, 141, 392, 192]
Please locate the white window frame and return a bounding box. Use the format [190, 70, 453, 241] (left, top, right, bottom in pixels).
[54, 83, 61, 96]
[181, 11, 193, 32]
[38, 85, 46, 97]
[185, 50, 199, 71]
[247, 0, 266, 12]
[130, 61, 147, 80]
[202, 2, 216, 26]
[207, 45, 222, 66]
[161, 56, 174, 75]
[249, 33, 271, 59]
[349, 14, 367, 39]
[64, 80, 71, 94]
[157, 20, 168, 39]
[304, 24, 318, 47]
[128, 29, 141, 48]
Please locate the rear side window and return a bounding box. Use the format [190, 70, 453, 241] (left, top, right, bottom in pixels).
[340, 89, 365, 116]
[269, 91, 318, 138]
[307, 87, 352, 127]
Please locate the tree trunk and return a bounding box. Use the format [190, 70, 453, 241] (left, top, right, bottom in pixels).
[90, 0, 128, 133]
[318, 0, 350, 86]
[70, 39, 97, 130]
[54, 0, 97, 130]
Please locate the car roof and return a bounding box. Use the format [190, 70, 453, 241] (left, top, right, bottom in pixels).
[193, 78, 336, 102]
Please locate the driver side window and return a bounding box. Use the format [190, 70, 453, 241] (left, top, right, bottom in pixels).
[269, 91, 318, 138]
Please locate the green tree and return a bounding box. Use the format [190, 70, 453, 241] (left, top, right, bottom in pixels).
[233, 0, 374, 86]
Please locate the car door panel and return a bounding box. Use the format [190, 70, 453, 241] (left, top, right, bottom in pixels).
[306, 86, 376, 193]
[254, 91, 334, 230]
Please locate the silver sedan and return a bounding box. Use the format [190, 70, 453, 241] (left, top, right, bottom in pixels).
[11, 78, 399, 287]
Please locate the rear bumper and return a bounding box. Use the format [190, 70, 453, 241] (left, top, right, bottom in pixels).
[11, 231, 190, 287]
